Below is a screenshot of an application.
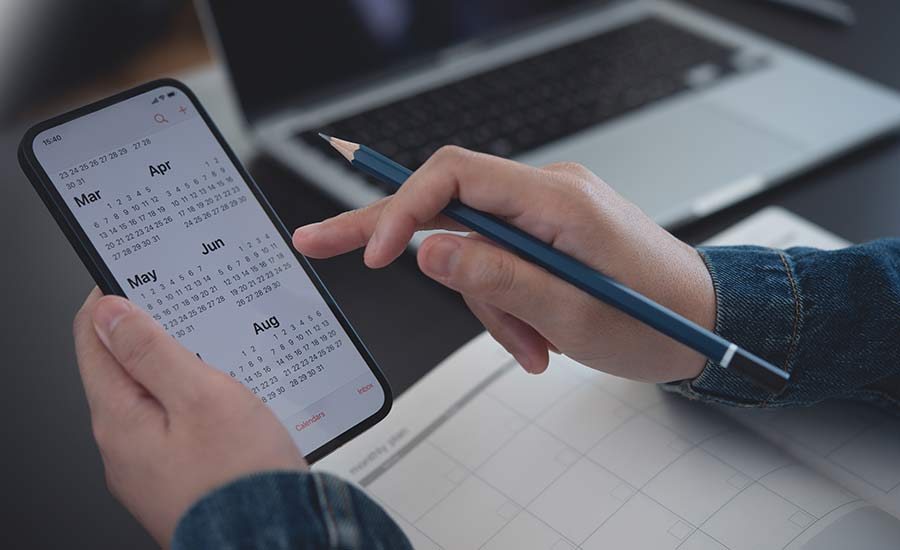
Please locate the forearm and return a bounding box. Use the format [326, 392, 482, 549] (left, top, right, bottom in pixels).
[667, 239, 900, 411]
[172, 471, 412, 550]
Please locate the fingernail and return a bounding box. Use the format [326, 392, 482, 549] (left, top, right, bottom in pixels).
[293, 223, 320, 239]
[424, 239, 461, 278]
[517, 354, 537, 374]
[93, 297, 133, 348]
[368, 227, 383, 253]
[364, 229, 384, 266]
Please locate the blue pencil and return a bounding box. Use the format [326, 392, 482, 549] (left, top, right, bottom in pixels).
[320, 133, 790, 393]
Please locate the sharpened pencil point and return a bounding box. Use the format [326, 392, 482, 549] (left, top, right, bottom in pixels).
[321, 134, 361, 162]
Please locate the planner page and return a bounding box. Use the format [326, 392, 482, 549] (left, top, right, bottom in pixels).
[317, 207, 900, 549]
[317, 205, 900, 550]
[31, 84, 386, 455]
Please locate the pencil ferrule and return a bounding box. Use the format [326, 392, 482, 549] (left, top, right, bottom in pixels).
[719, 343, 738, 368]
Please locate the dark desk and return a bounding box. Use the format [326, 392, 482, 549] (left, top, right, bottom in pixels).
[3, 1, 899, 547]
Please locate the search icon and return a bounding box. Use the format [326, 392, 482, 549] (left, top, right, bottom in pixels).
[154, 113, 169, 124]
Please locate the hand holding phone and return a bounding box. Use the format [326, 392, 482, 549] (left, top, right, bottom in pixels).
[19, 80, 392, 462]
[74, 288, 307, 547]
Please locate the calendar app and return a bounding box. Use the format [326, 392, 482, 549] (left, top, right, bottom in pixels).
[33, 85, 387, 455]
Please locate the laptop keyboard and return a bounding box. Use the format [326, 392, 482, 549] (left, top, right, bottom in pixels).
[299, 18, 745, 191]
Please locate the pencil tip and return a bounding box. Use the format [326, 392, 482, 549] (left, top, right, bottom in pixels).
[318, 134, 359, 161]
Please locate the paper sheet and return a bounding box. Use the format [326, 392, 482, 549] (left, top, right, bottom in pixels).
[316, 207, 900, 549]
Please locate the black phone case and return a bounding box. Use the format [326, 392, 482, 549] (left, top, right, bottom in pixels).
[18, 78, 392, 464]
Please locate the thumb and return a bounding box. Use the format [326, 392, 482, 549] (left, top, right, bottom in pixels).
[417, 234, 583, 336]
[92, 295, 220, 411]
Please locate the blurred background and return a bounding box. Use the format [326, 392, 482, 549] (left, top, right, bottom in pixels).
[0, 0, 205, 124]
[2, 0, 900, 547]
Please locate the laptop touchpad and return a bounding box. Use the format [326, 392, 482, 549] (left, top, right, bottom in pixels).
[517, 100, 803, 225]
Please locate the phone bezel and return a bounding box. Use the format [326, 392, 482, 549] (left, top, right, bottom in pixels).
[18, 78, 392, 464]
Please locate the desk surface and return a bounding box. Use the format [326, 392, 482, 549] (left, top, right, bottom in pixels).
[3, 1, 900, 546]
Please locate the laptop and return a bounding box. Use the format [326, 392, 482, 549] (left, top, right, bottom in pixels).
[197, 0, 900, 229]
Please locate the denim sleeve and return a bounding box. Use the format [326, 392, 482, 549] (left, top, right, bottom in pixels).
[666, 239, 900, 411]
[172, 471, 412, 550]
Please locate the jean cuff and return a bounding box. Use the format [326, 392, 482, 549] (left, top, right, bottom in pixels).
[172, 470, 410, 550]
[663, 246, 802, 407]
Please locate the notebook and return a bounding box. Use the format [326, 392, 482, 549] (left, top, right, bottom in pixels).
[317, 207, 900, 549]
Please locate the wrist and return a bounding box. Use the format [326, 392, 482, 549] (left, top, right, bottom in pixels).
[690, 245, 718, 338]
[667, 242, 717, 381]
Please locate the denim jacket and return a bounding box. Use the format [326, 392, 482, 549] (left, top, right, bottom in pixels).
[669, 239, 900, 411]
[173, 471, 413, 550]
[173, 240, 900, 549]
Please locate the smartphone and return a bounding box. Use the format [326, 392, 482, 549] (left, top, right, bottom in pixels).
[19, 79, 391, 463]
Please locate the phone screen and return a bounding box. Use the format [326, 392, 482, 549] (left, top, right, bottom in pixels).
[28, 83, 388, 457]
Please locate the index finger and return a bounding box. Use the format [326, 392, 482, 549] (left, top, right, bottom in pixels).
[364, 146, 555, 268]
[292, 196, 466, 259]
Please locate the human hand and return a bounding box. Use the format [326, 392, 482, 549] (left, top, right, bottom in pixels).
[293, 147, 715, 383]
[73, 288, 306, 548]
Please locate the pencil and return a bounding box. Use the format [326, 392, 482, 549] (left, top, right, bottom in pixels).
[320, 133, 790, 394]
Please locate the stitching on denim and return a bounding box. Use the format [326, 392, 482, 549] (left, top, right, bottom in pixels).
[690, 249, 735, 396]
[855, 388, 900, 410]
[760, 250, 802, 407]
[313, 474, 340, 545]
[674, 380, 800, 408]
[691, 248, 768, 407]
[777, 251, 800, 375]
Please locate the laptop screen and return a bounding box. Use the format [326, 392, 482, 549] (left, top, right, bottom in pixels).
[203, 0, 598, 123]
